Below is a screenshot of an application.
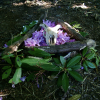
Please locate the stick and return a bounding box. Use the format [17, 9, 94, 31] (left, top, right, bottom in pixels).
[3, 13, 46, 55]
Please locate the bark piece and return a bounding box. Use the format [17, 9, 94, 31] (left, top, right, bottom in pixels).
[47, 17, 85, 41]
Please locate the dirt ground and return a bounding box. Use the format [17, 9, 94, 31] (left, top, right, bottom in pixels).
[0, 0, 100, 100]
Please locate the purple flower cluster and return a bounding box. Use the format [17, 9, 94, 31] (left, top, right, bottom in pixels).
[24, 20, 75, 47]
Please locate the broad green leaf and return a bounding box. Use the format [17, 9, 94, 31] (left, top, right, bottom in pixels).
[4, 58, 12, 64]
[29, 20, 37, 28]
[2, 68, 12, 79]
[28, 48, 51, 57]
[73, 24, 81, 28]
[27, 73, 35, 81]
[82, 47, 88, 56]
[9, 78, 13, 83]
[69, 71, 83, 82]
[2, 54, 14, 59]
[67, 56, 81, 67]
[68, 94, 81, 100]
[96, 57, 99, 66]
[70, 21, 78, 25]
[9, 78, 21, 83]
[53, 58, 60, 64]
[12, 68, 22, 84]
[21, 58, 51, 66]
[23, 25, 30, 33]
[60, 56, 66, 66]
[71, 64, 81, 70]
[7, 35, 23, 46]
[85, 60, 96, 68]
[16, 49, 23, 52]
[40, 64, 60, 71]
[20, 31, 24, 35]
[66, 68, 72, 71]
[57, 74, 62, 87]
[79, 32, 88, 37]
[62, 73, 69, 92]
[2, 66, 11, 70]
[90, 47, 97, 52]
[85, 53, 95, 60]
[21, 57, 60, 71]
[16, 56, 22, 67]
[21, 63, 41, 71]
[83, 61, 88, 71]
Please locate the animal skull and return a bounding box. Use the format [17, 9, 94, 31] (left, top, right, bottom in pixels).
[40, 24, 62, 46]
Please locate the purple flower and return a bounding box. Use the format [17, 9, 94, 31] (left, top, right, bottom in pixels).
[24, 20, 75, 47]
[3, 44, 8, 48]
[43, 20, 56, 27]
[37, 84, 39, 88]
[20, 76, 26, 82]
[0, 97, 2, 100]
[12, 84, 15, 88]
[81, 66, 84, 69]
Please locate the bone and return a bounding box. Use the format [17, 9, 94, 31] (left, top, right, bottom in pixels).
[40, 24, 62, 45]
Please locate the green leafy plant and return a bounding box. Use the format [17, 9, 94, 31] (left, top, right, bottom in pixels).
[1, 20, 100, 93]
[81, 47, 98, 71]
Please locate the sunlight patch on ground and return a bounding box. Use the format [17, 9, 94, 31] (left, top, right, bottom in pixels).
[72, 3, 90, 9]
[13, 0, 52, 7]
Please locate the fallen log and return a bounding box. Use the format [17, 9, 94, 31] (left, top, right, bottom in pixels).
[27, 39, 96, 53]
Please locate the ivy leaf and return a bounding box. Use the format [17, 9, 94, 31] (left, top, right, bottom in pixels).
[62, 73, 69, 92]
[2, 68, 12, 79]
[16, 56, 22, 67]
[85, 60, 96, 68]
[67, 56, 81, 67]
[82, 47, 88, 56]
[83, 61, 88, 71]
[12, 68, 22, 84]
[69, 71, 83, 82]
[60, 56, 66, 66]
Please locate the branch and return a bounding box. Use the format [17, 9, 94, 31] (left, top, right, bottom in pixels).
[3, 13, 47, 55]
[29, 39, 96, 53]
[46, 17, 85, 41]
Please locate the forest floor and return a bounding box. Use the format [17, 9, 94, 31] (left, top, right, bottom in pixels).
[0, 0, 100, 100]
